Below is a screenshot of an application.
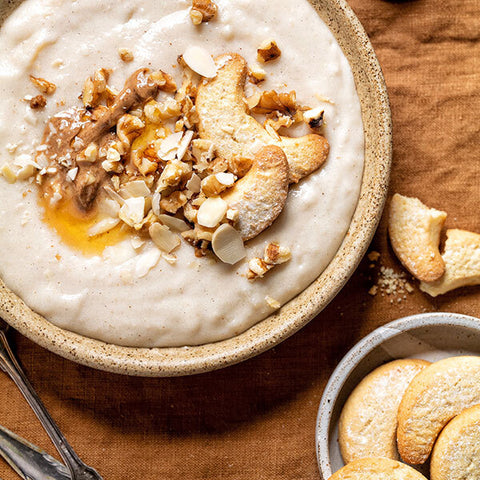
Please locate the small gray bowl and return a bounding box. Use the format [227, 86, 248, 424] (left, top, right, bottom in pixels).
[315, 312, 480, 479]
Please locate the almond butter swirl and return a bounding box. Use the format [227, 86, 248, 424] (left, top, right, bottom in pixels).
[38, 68, 173, 212]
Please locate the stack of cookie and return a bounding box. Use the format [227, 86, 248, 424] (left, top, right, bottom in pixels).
[329, 356, 480, 479]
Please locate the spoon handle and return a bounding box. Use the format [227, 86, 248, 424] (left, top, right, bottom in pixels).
[0, 329, 103, 480]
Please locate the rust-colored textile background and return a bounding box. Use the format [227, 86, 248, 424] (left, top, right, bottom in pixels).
[1, 0, 479, 478]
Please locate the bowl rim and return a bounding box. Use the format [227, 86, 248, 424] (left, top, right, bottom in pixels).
[315, 312, 480, 479]
[0, 0, 392, 377]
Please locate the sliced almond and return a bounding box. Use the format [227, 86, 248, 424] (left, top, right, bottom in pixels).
[66, 167, 78, 182]
[211, 224, 246, 265]
[177, 130, 194, 161]
[152, 192, 161, 216]
[119, 179, 151, 198]
[158, 214, 190, 232]
[186, 173, 202, 193]
[149, 223, 181, 253]
[157, 132, 184, 161]
[135, 248, 161, 278]
[98, 197, 120, 217]
[197, 196, 227, 228]
[119, 197, 145, 227]
[88, 217, 120, 237]
[215, 172, 236, 186]
[104, 185, 126, 205]
[183, 46, 217, 78]
[131, 236, 145, 250]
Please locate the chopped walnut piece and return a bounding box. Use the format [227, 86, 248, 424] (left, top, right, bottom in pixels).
[264, 114, 294, 132]
[303, 107, 325, 130]
[160, 191, 188, 214]
[131, 145, 158, 176]
[93, 68, 110, 94]
[118, 47, 134, 62]
[30, 76, 56, 95]
[206, 156, 229, 175]
[247, 242, 291, 281]
[117, 114, 145, 147]
[158, 159, 192, 190]
[190, 0, 217, 24]
[183, 202, 198, 223]
[78, 143, 98, 163]
[251, 90, 299, 116]
[249, 65, 267, 84]
[144, 101, 163, 124]
[29, 95, 47, 109]
[247, 257, 272, 280]
[82, 77, 96, 108]
[264, 242, 291, 265]
[90, 105, 109, 122]
[81, 68, 111, 109]
[257, 40, 282, 63]
[192, 139, 215, 164]
[190, 9, 203, 25]
[227, 156, 252, 178]
[149, 71, 177, 93]
[201, 172, 236, 197]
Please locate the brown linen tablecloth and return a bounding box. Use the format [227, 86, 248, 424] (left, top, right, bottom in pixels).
[1, 0, 479, 478]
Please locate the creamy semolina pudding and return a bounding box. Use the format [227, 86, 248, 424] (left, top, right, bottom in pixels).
[0, 0, 364, 347]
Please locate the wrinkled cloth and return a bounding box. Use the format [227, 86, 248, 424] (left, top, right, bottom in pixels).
[0, 0, 479, 478]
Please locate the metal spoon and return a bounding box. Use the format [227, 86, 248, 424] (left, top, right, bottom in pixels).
[0, 319, 103, 480]
[0, 423, 70, 480]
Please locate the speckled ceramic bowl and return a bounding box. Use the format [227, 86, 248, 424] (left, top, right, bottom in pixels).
[0, 0, 392, 376]
[316, 313, 480, 479]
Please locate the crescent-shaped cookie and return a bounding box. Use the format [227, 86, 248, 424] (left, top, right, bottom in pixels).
[196, 53, 329, 184]
[339, 359, 430, 463]
[388, 194, 447, 282]
[328, 457, 428, 480]
[430, 404, 480, 480]
[397, 355, 480, 464]
[221, 145, 289, 240]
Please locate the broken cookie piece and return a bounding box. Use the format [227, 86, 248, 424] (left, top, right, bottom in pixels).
[389, 194, 447, 282]
[420, 229, 480, 297]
